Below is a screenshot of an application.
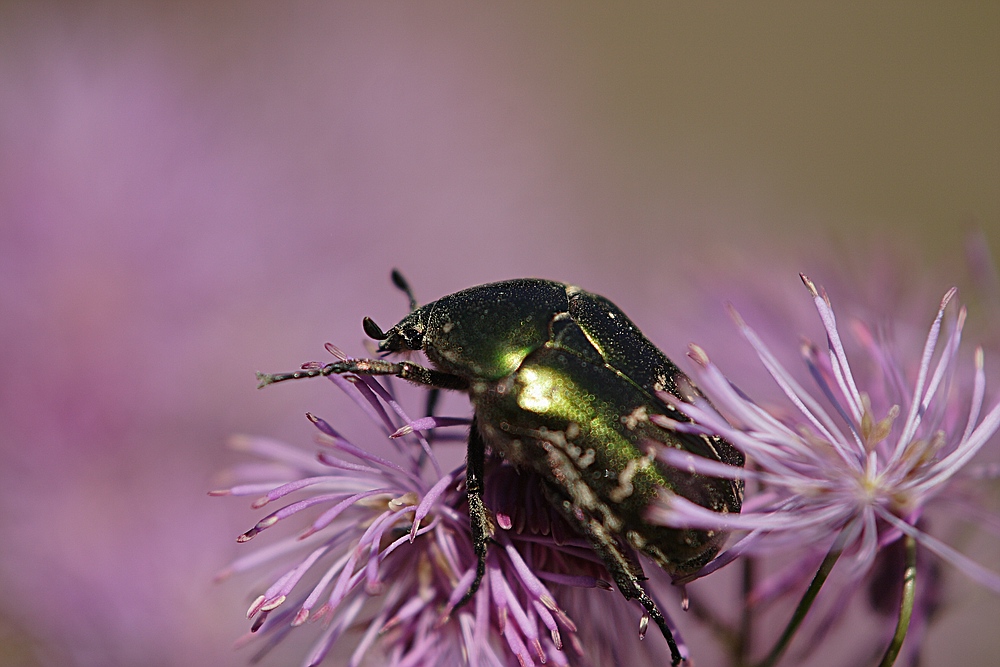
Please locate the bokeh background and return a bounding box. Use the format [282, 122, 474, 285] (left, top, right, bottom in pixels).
[1, 2, 997, 666]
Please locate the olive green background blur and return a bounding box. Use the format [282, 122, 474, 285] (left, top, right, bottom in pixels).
[1, 2, 996, 666]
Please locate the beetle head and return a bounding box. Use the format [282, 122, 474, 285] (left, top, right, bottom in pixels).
[367, 309, 427, 354]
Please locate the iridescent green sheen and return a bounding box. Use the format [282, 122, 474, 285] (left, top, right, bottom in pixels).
[474, 340, 732, 576]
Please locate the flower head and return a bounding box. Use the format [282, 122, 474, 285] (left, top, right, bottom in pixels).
[648, 274, 1000, 664]
[214, 365, 652, 667]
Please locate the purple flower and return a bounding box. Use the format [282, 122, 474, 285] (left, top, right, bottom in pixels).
[649, 274, 1000, 664]
[214, 368, 658, 667]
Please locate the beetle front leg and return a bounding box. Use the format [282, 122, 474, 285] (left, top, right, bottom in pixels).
[257, 358, 468, 391]
[454, 421, 492, 611]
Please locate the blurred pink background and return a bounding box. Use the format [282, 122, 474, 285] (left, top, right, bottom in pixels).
[1, 3, 997, 666]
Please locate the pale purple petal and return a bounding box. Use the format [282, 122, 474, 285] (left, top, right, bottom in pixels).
[894, 288, 957, 458]
[876, 508, 1000, 591]
[801, 274, 865, 422]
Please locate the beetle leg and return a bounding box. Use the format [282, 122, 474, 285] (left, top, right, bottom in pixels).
[454, 421, 491, 611]
[575, 512, 684, 666]
[536, 434, 685, 666]
[390, 268, 419, 312]
[258, 359, 468, 391]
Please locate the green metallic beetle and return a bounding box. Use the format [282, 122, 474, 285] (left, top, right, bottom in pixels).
[258, 277, 744, 665]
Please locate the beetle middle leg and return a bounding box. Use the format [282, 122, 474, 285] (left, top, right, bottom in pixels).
[453, 421, 492, 611]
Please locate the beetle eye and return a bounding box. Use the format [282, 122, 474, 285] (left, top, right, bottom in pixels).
[362, 317, 387, 340]
[402, 327, 423, 348]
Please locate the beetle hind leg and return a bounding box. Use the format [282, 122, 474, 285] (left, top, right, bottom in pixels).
[532, 440, 685, 664]
[574, 512, 685, 666]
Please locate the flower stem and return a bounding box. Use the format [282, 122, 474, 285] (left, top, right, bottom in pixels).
[755, 538, 845, 667]
[736, 556, 756, 666]
[877, 535, 917, 667]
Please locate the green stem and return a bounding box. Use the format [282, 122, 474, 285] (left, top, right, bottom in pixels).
[682, 587, 738, 650]
[877, 535, 917, 667]
[736, 556, 756, 667]
[755, 538, 845, 667]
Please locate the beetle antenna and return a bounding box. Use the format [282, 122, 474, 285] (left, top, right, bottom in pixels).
[391, 269, 418, 312]
[362, 317, 387, 340]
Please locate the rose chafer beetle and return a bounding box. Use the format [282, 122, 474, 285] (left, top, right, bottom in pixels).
[258, 275, 744, 665]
